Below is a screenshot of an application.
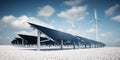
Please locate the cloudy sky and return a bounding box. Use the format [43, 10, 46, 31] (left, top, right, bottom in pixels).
[0, 0, 120, 46]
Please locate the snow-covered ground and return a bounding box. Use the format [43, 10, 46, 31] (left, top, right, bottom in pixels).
[0, 45, 120, 60]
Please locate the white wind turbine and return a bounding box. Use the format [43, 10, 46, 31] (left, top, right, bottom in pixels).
[94, 9, 99, 41]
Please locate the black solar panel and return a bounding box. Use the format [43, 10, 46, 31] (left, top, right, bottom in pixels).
[18, 34, 57, 45]
[28, 23, 80, 43]
[76, 36, 105, 45]
[11, 38, 22, 45]
[28, 23, 105, 46]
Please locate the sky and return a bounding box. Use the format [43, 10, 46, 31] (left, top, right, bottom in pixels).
[0, 0, 120, 46]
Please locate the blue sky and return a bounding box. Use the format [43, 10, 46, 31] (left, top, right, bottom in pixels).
[0, 0, 120, 46]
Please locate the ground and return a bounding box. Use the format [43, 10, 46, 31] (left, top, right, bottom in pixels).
[0, 45, 120, 60]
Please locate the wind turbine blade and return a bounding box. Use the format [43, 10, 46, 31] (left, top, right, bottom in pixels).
[94, 9, 97, 20]
[71, 23, 75, 28]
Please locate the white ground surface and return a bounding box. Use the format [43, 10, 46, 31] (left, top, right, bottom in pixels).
[0, 45, 120, 60]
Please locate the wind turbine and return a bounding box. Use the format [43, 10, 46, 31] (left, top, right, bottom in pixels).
[94, 9, 99, 41]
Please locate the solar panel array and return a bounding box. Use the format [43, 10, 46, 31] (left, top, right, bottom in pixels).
[11, 22, 105, 48]
[28, 23, 105, 47]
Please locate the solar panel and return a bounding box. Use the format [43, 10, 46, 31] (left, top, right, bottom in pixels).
[18, 34, 57, 45]
[75, 36, 105, 46]
[11, 38, 22, 45]
[28, 23, 105, 46]
[28, 23, 80, 44]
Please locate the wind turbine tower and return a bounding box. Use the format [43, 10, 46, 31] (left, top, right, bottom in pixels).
[94, 9, 99, 41]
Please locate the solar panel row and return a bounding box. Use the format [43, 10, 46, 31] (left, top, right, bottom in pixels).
[28, 22, 105, 47]
[12, 34, 57, 45]
[11, 22, 105, 49]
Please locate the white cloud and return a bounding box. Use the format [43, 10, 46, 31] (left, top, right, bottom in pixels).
[57, 5, 89, 23]
[0, 15, 55, 45]
[111, 15, 120, 22]
[64, 0, 83, 6]
[37, 5, 55, 17]
[0, 15, 54, 30]
[100, 32, 112, 37]
[105, 4, 119, 16]
[0, 15, 54, 35]
[15, 30, 37, 36]
[86, 28, 95, 33]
